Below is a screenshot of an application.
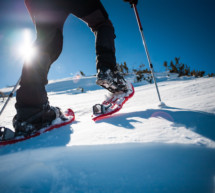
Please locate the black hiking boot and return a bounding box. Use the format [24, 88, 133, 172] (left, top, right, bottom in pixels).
[96, 67, 128, 93]
[13, 104, 64, 137]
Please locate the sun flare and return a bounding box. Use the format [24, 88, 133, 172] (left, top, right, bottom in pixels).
[18, 44, 37, 62]
[18, 29, 37, 62]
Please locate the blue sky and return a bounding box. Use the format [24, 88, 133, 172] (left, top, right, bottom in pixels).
[0, 0, 215, 88]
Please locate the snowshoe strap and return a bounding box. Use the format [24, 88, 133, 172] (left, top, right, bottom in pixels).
[93, 104, 112, 114]
[24, 111, 45, 124]
[51, 106, 61, 119]
[23, 106, 60, 124]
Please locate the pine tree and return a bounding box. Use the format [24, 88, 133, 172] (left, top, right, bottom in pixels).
[80, 71, 85, 76]
[163, 61, 168, 71]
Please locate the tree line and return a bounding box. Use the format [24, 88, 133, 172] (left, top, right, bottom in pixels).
[116, 57, 215, 83]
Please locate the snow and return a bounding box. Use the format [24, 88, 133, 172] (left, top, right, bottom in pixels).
[0, 73, 215, 193]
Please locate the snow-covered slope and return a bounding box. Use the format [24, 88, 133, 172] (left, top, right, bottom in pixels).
[0, 73, 215, 193]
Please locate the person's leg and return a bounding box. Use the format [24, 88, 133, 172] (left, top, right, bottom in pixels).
[65, 0, 117, 71]
[16, 0, 69, 121]
[64, 0, 127, 93]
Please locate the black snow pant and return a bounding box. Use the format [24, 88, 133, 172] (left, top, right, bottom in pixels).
[16, 0, 116, 120]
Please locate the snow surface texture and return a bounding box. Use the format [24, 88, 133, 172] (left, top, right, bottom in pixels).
[0, 73, 215, 193]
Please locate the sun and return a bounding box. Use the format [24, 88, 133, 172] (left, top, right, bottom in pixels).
[18, 29, 37, 63]
[18, 44, 37, 63]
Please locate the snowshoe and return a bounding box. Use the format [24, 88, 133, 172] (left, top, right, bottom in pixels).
[0, 108, 75, 146]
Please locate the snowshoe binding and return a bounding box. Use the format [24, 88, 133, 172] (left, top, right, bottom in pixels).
[92, 81, 134, 121]
[13, 105, 66, 137]
[96, 67, 128, 94]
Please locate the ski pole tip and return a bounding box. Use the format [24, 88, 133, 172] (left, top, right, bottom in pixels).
[158, 101, 166, 108]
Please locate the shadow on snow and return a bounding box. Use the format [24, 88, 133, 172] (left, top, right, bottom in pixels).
[0, 121, 79, 155]
[97, 105, 215, 142]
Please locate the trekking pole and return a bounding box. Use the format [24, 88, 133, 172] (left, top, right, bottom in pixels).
[0, 77, 21, 116]
[132, 4, 162, 102]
